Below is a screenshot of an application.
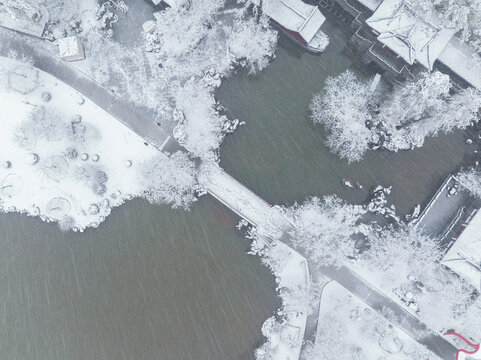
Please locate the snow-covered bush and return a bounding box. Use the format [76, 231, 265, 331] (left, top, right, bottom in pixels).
[458, 168, 481, 198]
[310, 70, 374, 163]
[287, 196, 365, 267]
[254, 316, 278, 360]
[141, 152, 199, 209]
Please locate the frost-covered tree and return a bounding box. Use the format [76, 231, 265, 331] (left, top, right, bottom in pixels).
[172, 81, 231, 160]
[287, 196, 365, 267]
[146, 0, 277, 74]
[139, 0, 278, 157]
[141, 152, 199, 209]
[361, 224, 441, 282]
[227, 13, 277, 74]
[380, 71, 481, 151]
[147, 0, 224, 59]
[458, 168, 481, 198]
[310, 70, 374, 163]
[312, 70, 481, 161]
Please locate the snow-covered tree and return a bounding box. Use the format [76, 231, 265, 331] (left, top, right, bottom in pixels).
[227, 13, 277, 74]
[172, 80, 231, 160]
[287, 196, 365, 267]
[146, 0, 224, 60]
[361, 224, 441, 282]
[311, 70, 481, 161]
[458, 168, 481, 198]
[380, 71, 481, 151]
[141, 152, 199, 209]
[310, 70, 374, 163]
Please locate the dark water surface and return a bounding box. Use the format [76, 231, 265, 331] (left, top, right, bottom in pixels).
[0, 197, 278, 360]
[218, 19, 472, 214]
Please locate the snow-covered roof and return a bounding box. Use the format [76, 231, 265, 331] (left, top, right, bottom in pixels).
[443, 210, 481, 291]
[438, 38, 481, 90]
[263, 0, 326, 44]
[58, 36, 81, 57]
[366, 0, 456, 70]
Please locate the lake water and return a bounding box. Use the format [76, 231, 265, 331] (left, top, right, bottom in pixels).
[0, 10, 474, 360]
[0, 197, 278, 360]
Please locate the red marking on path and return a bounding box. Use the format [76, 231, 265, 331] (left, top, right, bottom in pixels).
[445, 332, 480, 359]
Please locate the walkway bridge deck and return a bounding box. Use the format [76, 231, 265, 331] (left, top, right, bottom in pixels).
[199, 162, 294, 241]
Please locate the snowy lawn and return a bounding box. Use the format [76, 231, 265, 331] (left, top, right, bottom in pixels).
[0, 56, 191, 231]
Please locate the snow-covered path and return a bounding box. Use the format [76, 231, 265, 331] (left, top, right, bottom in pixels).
[199, 162, 294, 240]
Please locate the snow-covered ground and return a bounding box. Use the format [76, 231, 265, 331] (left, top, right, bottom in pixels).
[0, 56, 187, 231]
[253, 241, 309, 360]
[309, 281, 441, 359]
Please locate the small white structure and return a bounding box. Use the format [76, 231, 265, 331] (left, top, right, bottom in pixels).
[58, 36, 85, 62]
[443, 209, 481, 292]
[366, 0, 456, 70]
[261, 0, 329, 53]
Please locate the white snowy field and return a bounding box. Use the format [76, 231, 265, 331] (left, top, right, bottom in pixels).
[314, 281, 440, 359]
[0, 56, 163, 231]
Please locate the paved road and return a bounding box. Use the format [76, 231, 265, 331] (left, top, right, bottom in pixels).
[0, 35, 179, 153]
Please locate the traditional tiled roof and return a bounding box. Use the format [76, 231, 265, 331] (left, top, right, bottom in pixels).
[366, 0, 455, 70]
